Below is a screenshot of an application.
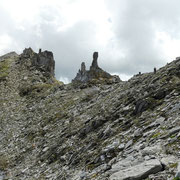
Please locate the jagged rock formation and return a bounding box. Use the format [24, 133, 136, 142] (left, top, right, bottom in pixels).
[0, 48, 180, 180]
[20, 47, 55, 76]
[72, 52, 121, 85]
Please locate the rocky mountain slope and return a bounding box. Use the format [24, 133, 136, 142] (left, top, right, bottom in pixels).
[0, 48, 180, 180]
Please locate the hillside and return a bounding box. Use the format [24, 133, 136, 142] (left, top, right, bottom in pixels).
[0, 48, 180, 180]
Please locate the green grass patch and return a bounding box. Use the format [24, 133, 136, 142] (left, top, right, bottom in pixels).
[151, 132, 161, 139]
[173, 177, 180, 180]
[0, 60, 10, 80]
[169, 162, 178, 168]
[0, 154, 9, 170]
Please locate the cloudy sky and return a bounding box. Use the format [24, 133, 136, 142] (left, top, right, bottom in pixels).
[1, 0, 180, 82]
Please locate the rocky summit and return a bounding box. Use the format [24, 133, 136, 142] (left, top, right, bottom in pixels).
[0, 48, 180, 180]
[72, 52, 120, 86]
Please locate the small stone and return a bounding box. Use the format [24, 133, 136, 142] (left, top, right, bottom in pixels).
[118, 144, 125, 150]
[104, 140, 119, 152]
[122, 106, 130, 111]
[139, 143, 146, 150]
[80, 172, 87, 180]
[144, 156, 151, 160]
[100, 155, 105, 162]
[177, 132, 180, 137]
[175, 162, 180, 178]
[169, 127, 180, 136]
[42, 147, 49, 152]
[134, 129, 142, 137]
[125, 140, 133, 149]
[156, 117, 165, 124]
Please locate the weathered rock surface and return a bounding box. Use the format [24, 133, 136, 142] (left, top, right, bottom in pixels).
[72, 52, 121, 85]
[110, 159, 163, 180]
[20, 47, 55, 76]
[0, 49, 180, 180]
[175, 162, 180, 178]
[0, 52, 18, 61]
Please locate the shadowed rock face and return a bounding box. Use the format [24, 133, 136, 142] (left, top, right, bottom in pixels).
[73, 62, 89, 82]
[81, 62, 86, 74]
[21, 48, 34, 58]
[33, 50, 55, 76]
[72, 52, 121, 84]
[21, 48, 55, 76]
[90, 52, 99, 70]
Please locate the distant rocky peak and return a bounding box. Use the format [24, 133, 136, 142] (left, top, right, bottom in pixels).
[21, 48, 55, 77]
[21, 47, 34, 58]
[81, 62, 86, 74]
[72, 52, 121, 85]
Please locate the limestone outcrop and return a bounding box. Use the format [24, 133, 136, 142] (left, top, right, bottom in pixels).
[72, 52, 121, 84]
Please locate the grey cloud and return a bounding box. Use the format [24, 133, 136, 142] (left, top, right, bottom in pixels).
[0, 5, 99, 81]
[0, 8, 12, 34]
[103, 0, 180, 75]
[36, 20, 99, 81]
[1, 0, 180, 81]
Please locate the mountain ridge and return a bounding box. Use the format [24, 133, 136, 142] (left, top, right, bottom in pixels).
[0, 48, 180, 180]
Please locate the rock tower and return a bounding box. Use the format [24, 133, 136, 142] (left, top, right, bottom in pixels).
[72, 52, 121, 84]
[20, 48, 55, 76]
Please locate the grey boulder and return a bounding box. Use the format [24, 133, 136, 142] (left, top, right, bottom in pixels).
[110, 159, 162, 180]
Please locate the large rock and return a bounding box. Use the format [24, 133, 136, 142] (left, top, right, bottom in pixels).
[32, 50, 55, 76]
[110, 159, 162, 180]
[133, 99, 149, 115]
[20, 48, 55, 76]
[72, 52, 121, 85]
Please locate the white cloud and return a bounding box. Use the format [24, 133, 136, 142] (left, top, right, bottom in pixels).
[1, 0, 180, 82]
[59, 77, 70, 84]
[112, 72, 132, 81]
[155, 31, 180, 60]
[0, 34, 12, 54]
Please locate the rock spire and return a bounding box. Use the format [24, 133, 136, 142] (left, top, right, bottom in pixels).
[72, 52, 121, 85]
[90, 52, 99, 70]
